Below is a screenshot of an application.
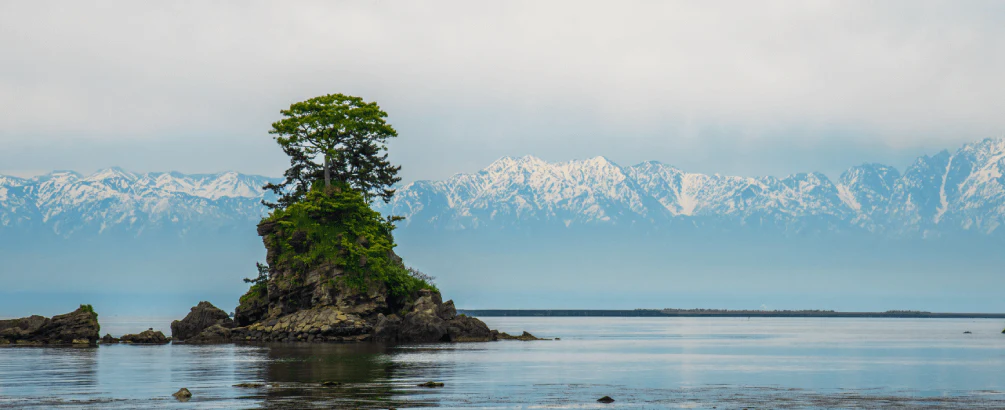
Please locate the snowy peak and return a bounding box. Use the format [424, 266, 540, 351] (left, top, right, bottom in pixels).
[376, 138, 1005, 237]
[0, 169, 279, 238]
[4, 138, 1005, 239]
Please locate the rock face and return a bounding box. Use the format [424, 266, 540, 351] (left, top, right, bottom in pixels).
[373, 290, 495, 343]
[0, 306, 100, 346]
[186, 324, 233, 344]
[120, 329, 170, 344]
[171, 301, 235, 343]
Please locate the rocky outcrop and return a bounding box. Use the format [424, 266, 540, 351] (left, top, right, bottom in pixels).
[230, 194, 535, 344]
[120, 329, 170, 344]
[100, 334, 119, 344]
[171, 301, 234, 343]
[373, 290, 495, 343]
[0, 306, 100, 346]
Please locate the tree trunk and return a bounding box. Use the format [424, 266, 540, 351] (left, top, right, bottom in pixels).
[324, 154, 331, 188]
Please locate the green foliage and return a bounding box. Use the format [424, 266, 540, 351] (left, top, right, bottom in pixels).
[406, 267, 436, 286]
[263, 143, 322, 210]
[239, 262, 270, 305]
[268, 93, 402, 204]
[263, 183, 435, 299]
[244, 262, 270, 286]
[239, 283, 267, 305]
[79, 304, 98, 332]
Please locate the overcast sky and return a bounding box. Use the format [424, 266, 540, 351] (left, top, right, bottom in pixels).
[2, 1, 1004, 181]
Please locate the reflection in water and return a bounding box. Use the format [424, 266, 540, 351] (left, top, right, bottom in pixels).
[1, 346, 98, 399]
[253, 343, 438, 409]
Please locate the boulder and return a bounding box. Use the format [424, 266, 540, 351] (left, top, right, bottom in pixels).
[120, 329, 170, 344]
[372, 313, 403, 342]
[100, 334, 120, 344]
[171, 301, 234, 342]
[597, 396, 615, 403]
[172, 388, 192, 401]
[0, 306, 100, 345]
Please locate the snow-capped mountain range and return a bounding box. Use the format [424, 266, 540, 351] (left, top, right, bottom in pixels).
[2, 138, 1003, 240]
[375, 138, 1005, 238]
[0, 168, 278, 239]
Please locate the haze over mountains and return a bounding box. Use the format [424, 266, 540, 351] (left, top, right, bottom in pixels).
[2, 138, 1004, 315]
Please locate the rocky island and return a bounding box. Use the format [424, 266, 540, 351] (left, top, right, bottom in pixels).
[216, 184, 516, 344]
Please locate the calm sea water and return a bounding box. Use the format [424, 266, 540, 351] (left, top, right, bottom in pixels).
[2, 317, 1005, 409]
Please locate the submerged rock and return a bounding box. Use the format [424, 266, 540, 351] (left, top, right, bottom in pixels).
[171, 301, 234, 343]
[417, 381, 445, 388]
[597, 396, 615, 403]
[0, 305, 100, 346]
[120, 329, 170, 344]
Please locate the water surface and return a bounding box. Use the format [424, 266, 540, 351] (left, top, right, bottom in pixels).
[2, 317, 1004, 408]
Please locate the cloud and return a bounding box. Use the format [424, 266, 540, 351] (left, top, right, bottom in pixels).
[1, 1, 1004, 179]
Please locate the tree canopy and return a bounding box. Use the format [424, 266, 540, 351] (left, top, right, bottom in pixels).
[264, 94, 401, 208]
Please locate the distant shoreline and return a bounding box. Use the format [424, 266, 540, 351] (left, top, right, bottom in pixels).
[459, 309, 1005, 319]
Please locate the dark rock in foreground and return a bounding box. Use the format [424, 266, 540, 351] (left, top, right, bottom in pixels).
[0, 306, 100, 346]
[120, 329, 170, 344]
[171, 301, 234, 343]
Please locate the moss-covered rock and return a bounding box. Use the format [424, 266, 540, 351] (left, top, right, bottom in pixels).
[229, 184, 526, 344]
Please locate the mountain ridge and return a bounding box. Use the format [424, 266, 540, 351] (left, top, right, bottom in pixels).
[377, 137, 1005, 237]
[2, 138, 1003, 239]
